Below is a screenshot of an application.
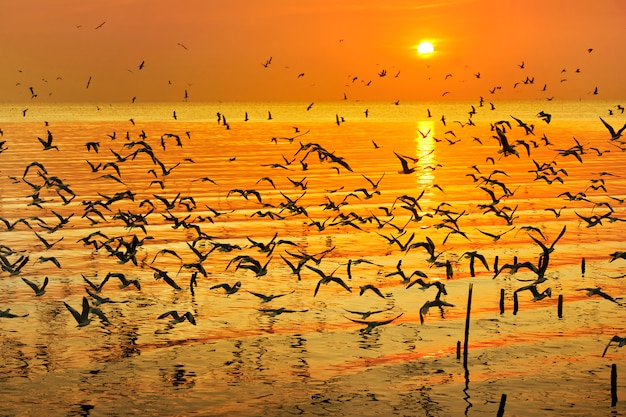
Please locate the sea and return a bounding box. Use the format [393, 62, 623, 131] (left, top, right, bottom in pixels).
[0, 100, 625, 416]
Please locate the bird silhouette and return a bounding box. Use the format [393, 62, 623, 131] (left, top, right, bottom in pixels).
[64, 296, 92, 327]
[21, 277, 48, 296]
[344, 313, 403, 332]
[158, 311, 196, 325]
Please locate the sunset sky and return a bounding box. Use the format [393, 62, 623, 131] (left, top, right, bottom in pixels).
[2, 0, 625, 103]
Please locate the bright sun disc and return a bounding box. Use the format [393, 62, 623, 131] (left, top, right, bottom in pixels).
[417, 41, 434, 55]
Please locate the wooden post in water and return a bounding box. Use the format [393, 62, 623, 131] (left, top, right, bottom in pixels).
[612, 363, 618, 407]
[456, 340, 461, 360]
[557, 294, 563, 319]
[513, 292, 519, 315]
[499, 288, 505, 314]
[581, 257, 586, 277]
[463, 283, 473, 369]
[496, 393, 507, 417]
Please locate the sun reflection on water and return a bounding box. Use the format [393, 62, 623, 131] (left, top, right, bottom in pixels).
[415, 120, 436, 193]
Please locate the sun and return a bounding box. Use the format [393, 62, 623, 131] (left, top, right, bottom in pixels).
[417, 41, 434, 55]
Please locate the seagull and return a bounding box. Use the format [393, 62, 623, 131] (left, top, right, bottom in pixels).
[599, 117, 626, 140]
[0, 309, 29, 318]
[102, 272, 141, 290]
[359, 284, 386, 299]
[158, 311, 196, 325]
[259, 307, 308, 317]
[21, 277, 48, 296]
[578, 287, 622, 305]
[344, 313, 403, 332]
[64, 296, 92, 327]
[394, 152, 416, 174]
[603, 335, 626, 357]
[343, 306, 395, 319]
[419, 298, 454, 324]
[514, 284, 552, 301]
[306, 265, 351, 296]
[478, 227, 515, 241]
[248, 290, 294, 303]
[210, 281, 241, 295]
[85, 288, 128, 305]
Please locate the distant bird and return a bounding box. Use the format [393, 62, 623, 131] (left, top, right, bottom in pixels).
[344, 313, 403, 332]
[0, 309, 29, 318]
[514, 284, 552, 301]
[343, 306, 395, 320]
[139, 60, 145, 70]
[158, 311, 196, 325]
[359, 284, 386, 299]
[478, 227, 515, 241]
[210, 281, 241, 295]
[603, 335, 626, 357]
[419, 297, 454, 324]
[38, 130, 58, 151]
[306, 265, 351, 297]
[248, 290, 294, 303]
[578, 287, 622, 305]
[21, 277, 48, 296]
[610, 251, 626, 262]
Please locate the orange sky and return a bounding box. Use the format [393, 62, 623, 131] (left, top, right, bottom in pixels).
[2, 0, 625, 103]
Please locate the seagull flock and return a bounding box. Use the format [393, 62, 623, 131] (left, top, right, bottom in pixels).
[1, 47, 626, 369]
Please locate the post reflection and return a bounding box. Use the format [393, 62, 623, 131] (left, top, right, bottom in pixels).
[159, 363, 197, 388]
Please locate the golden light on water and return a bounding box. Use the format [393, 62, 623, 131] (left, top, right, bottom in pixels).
[416, 120, 436, 189]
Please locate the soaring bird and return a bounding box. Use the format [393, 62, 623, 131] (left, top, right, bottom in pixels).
[210, 281, 242, 295]
[158, 311, 196, 325]
[306, 265, 351, 297]
[344, 313, 403, 332]
[248, 290, 294, 303]
[359, 284, 386, 299]
[64, 296, 92, 327]
[599, 117, 626, 140]
[21, 277, 48, 296]
[394, 152, 417, 174]
[514, 284, 552, 301]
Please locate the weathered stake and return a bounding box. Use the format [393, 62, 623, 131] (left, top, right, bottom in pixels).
[499, 288, 505, 314]
[496, 393, 507, 417]
[456, 340, 461, 360]
[581, 257, 586, 276]
[463, 283, 473, 369]
[612, 363, 618, 407]
[557, 294, 563, 319]
[513, 292, 519, 315]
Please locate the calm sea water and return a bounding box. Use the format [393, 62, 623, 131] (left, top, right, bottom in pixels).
[0, 100, 625, 416]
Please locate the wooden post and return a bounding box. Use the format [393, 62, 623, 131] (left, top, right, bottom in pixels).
[496, 393, 507, 417]
[499, 288, 505, 314]
[513, 292, 519, 315]
[612, 363, 618, 407]
[557, 294, 563, 319]
[456, 340, 461, 360]
[463, 283, 473, 369]
[581, 257, 585, 276]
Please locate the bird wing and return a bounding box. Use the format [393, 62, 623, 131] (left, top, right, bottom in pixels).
[183, 312, 197, 325]
[158, 311, 177, 320]
[21, 277, 40, 293]
[64, 301, 83, 324]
